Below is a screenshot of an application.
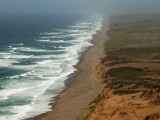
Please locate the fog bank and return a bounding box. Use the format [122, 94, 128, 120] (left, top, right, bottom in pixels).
[0, 0, 160, 16]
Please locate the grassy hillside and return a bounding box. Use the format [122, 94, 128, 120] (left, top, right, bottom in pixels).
[83, 13, 160, 120]
[102, 13, 160, 94]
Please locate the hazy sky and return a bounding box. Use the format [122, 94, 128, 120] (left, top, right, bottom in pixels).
[0, 0, 160, 16]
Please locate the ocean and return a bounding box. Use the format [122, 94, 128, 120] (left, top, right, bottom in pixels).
[0, 13, 103, 120]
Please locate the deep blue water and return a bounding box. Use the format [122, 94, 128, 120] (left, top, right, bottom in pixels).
[0, 13, 102, 120]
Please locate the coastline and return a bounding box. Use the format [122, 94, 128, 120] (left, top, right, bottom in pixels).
[84, 14, 160, 120]
[34, 21, 109, 120]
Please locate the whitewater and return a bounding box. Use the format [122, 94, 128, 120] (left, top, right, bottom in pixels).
[0, 14, 103, 120]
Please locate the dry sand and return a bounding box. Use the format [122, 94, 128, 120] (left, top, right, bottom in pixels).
[35, 21, 109, 120]
[88, 89, 160, 120]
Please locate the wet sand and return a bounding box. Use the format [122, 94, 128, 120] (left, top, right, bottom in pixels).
[35, 21, 108, 120]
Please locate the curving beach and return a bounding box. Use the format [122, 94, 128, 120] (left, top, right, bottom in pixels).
[1, 1, 160, 120]
[34, 21, 109, 120]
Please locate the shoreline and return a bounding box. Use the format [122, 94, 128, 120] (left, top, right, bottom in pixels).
[34, 21, 109, 120]
[85, 14, 160, 120]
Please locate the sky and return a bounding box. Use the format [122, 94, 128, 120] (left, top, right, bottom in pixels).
[0, 0, 160, 16]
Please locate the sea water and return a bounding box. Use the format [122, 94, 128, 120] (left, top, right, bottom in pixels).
[0, 13, 103, 120]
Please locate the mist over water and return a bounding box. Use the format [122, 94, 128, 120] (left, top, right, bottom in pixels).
[0, 0, 160, 16]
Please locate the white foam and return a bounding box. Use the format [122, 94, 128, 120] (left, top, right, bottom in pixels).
[64, 29, 80, 33]
[11, 47, 47, 52]
[0, 87, 30, 100]
[12, 48, 17, 50]
[40, 36, 57, 39]
[38, 40, 65, 43]
[37, 39, 50, 42]
[0, 14, 103, 120]
[0, 59, 19, 67]
[44, 32, 60, 35]
[12, 43, 24, 46]
[2, 77, 66, 120]
[56, 45, 66, 49]
[3, 54, 33, 59]
[7, 71, 35, 79]
[70, 25, 88, 28]
[36, 60, 53, 65]
[50, 40, 64, 43]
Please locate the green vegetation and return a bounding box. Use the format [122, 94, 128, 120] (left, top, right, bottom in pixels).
[107, 67, 149, 79]
[89, 94, 103, 105]
[101, 14, 160, 65]
[141, 90, 148, 96]
[113, 90, 140, 95]
[102, 79, 109, 84]
[101, 14, 160, 95]
[83, 14, 160, 120]
[105, 67, 160, 94]
[89, 106, 96, 113]
[83, 114, 90, 120]
[102, 48, 160, 64]
[83, 94, 103, 120]
[104, 66, 160, 94]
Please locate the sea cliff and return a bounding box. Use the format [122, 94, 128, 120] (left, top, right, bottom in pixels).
[83, 13, 160, 120]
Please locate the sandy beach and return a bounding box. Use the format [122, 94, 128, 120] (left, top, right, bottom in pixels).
[34, 21, 108, 120]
